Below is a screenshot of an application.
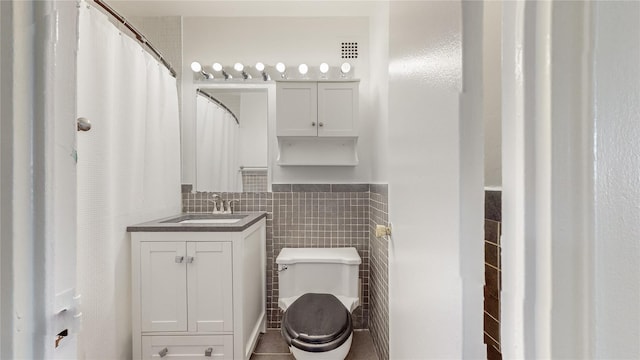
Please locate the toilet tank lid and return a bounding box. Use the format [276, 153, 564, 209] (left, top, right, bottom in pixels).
[276, 247, 361, 265]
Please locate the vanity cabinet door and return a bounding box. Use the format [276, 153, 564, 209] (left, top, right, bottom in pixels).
[187, 242, 233, 333]
[317, 82, 358, 137]
[276, 82, 318, 136]
[140, 242, 188, 332]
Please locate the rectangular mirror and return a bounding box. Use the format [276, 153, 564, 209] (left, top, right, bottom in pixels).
[194, 86, 270, 192]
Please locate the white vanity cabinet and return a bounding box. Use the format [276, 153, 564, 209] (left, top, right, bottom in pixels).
[130, 217, 266, 360]
[139, 241, 232, 333]
[276, 81, 359, 137]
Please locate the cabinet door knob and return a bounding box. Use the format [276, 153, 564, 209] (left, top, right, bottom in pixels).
[159, 347, 168, 357]
[319, 122, 324, 127]
[311, 122, 316, 127]
[205, 347, 213, 357]
[186, 256, 195, 264]
[174, 256, 184, 263]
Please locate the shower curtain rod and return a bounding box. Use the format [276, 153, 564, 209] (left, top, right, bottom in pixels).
[92, 0, 177, 78]
[196, 89, 240, 125]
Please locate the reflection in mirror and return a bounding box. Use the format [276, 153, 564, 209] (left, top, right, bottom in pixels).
[195, 88, 268, 192]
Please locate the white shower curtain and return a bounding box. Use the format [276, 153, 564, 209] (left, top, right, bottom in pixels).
[76, 4, 181, 359]
[196, 94, 240, 192]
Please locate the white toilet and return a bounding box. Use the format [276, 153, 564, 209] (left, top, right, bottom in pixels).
[276, 247, 362, 360]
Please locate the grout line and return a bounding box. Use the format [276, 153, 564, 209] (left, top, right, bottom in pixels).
[484, 309, 500, 323]
[253, 352, 291, 355]
[484, 331, 501, 349]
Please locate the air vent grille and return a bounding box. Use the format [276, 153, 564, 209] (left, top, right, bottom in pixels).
[341, 42, 359, 59]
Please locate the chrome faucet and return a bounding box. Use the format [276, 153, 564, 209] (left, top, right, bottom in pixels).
[228, 199, 240, 214]
[208, 193, 221, 213]
[219, 199, 240, 214]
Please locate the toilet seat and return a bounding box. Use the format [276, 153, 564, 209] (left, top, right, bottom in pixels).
[281, 293, 353, 353]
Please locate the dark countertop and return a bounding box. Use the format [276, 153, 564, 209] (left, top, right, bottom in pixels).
[126, 212, 267, 232]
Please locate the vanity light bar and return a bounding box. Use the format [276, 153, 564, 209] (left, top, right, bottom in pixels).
[190, 62, 353, 81]
[190, 61, 213, 80]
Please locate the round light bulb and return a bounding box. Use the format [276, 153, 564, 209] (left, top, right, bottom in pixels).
[212, 63, 223, 72]
[255, 62, 265, 72]
[275, 62, 286, 73]
[298, 64, 308, 75]
[340, 62, 352, 74]
[234, 63, 244, 72]
[319, 62, 329, 74]
[190, 61, 202, 72]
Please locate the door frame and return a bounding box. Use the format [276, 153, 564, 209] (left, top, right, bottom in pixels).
[501, 1, 594, 358]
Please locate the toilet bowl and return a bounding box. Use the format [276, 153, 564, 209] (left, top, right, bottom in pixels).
[276, 247, 361, 360]
[281, 293, 353, 360]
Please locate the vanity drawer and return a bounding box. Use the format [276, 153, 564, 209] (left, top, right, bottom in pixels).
[141, 335, 233, 359]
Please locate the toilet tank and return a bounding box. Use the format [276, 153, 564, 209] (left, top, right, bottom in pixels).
[276, 248, 361, 311]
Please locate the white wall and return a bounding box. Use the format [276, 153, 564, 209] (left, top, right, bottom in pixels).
[0, 3, 5, 354]
[460, 2, 486, 358]
[483, 2, 501, 188]
[387, 1, 484, 358]
[593, 1, 640, 357]
[0, 2, 11, 356]
[181, 16, 372, 185]
[369, 2, 389, 183]
[0, 1, 79, 357]
[1, 2, 40, 357]
[50, 1, 81, 358]
[129, 16, 183, 118]
[548, 2, 594, 357]
[239, 92, 268, 168]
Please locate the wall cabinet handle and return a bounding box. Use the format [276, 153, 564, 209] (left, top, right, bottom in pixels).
[174, 256, 184, 263]
[186, 256, 195, 264]
[311, 122, 316, 127]
[205, 347, 213, 357]
[319, 122, 324, 127]
[158, 347, 168, 357]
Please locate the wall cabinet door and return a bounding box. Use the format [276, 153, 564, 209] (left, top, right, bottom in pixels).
[317, 82, 359, 137]
[140, 242, 188, 332]
[276, 82, 318, 136]
[187, 242, 233, 332]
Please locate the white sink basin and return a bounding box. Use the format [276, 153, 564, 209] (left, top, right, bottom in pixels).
[179, 218, 242, 224]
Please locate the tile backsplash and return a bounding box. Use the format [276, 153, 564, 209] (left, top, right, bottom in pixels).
[182, 184, 384, 332]
[369, 184, 390, 360]
[484, 191, 502, 360]
[241, 170, 268, 192]
[271, 190, 369, 329]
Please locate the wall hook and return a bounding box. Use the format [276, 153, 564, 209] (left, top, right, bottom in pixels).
[77, 117, 91, 132]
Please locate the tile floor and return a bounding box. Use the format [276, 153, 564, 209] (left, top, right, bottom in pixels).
[250, 329, 379, 360]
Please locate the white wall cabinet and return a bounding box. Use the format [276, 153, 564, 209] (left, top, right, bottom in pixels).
[276, 81, 358, 137]
[131, 218, 266, 360]
[276, 81, 359, 166]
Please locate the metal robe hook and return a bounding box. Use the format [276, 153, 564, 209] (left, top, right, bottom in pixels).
[77, 117, 91, 132]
